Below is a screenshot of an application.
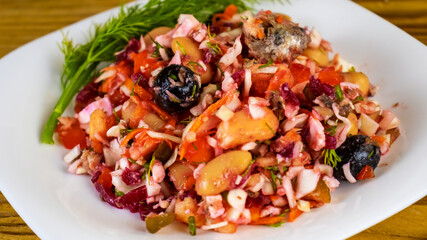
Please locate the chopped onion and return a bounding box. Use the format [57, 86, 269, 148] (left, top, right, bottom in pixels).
[94, 69, 116, 83]
[216, 105, 234, 122]
[243, 69, 252, 98]
[201, 221, 229, 230]
[227, 189, 247, 212]
[147, 130, 182, 143]
[295, 169, 320, 199]
[164, 147, 178, 169]
[343, 162, 357, 183]
[241, 142, 257, 151]
[254, 66, 278, 74]
[282, 176, 296, 208]
[64, 145, 81, 164]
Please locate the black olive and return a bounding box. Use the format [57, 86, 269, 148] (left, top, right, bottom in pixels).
[153, 64, 201, 113]
[334, 135, 381, 181]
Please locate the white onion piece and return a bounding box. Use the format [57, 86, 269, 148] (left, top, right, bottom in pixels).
[379, 109, 399, 130]
[343, 162, 357, 183]
[168, 50, 181, 65]
[201, 221, 229, 230]
[147, 130, 182, 143]
[94, 69, 116, 83]
[282, 176, 296, 208]
[227, 189, 247, 212]
[219, 35, 242, 68]
[78, 97, 113, 125]
[314, 162, 333, 177]
[164, 147, 178, 169]
[224, 92, 241, 112]
[241, 142, 257, 151]
[64, 145, 81, 164]
[243, 69, 252, 98]
[295, 169, 320, 199]
[103, 139, 122, 167]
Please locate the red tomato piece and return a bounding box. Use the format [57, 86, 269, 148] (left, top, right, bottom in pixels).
[318, 67, 342, 86]
[184, 136, 215, 163]
[356, 165, 375, 180]
[290, 63, 311, 84]
[55, 117, 87, 149]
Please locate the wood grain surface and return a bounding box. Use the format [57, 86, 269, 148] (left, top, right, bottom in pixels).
[0, 0, 426, 239]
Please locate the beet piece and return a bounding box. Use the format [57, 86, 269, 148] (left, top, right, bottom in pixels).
[324, 134, 337, 149]
[122, 168, 142, 186]
[120, 186, 147, 213]
[280, 83, 300, 106]
[334, 135, 381, 181]
[116, 38, 141, 63]
[94, 182, 122, 209]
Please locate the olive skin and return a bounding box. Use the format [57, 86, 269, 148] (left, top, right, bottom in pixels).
[153, 64, 200, 113]
[334, 135, 381, 181]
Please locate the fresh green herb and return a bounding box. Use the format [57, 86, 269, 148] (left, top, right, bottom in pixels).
[147, 155, 156, 179]
[169, 93, 181, 103]
[120, 128, 133, 136]
[265, 122, 275, 135]
[270, 170, 280, 191]
[368, 150, 374, 158]
[150, 36, 164, 58]
[283, 166, 288, 173]
[352, 95, 364, 103]
[188, 61, 203, 71]
[215, 62, 224, 76]
[265, 166, 278, 171]
[113, 108, 120, 123]
[169, 73, 178, 81]
[325, 125, 337, 136]
[176, 40, 186, 55]
[322, 149, 342, 170]
[179, 116, 193, 124]
[206, 41, 223, 55]
[268, 221, 284, 227]
[334, 84, 344, 102]
[114, 188, 124, 197]
[242, 159, 256, 177]
[259, 59, 273, 68]
[191, 84, 197, 98]
[349, 66, 356, 72]
[188, 216, 196, 236]
[207, 25, 216, 39]
[128, 158, 143, 166]
[130, 75, 142, 96]
[41, 0, 262, 144]
[191, 142, 198, 151]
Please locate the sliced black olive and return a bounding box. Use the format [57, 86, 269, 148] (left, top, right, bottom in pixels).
[153, 64, 201, 113]
[334, 135, 381, 181]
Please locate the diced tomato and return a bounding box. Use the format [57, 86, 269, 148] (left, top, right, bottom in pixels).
[184, 136, 215, 163]
[290, 63, 311, 84]
[356, 165, 375, 180]
[108, 87, 128, 107]
[288, 208, 303, 222]
[267, 67, 295, 95]
[223, 4, 238, 19]
[317, 67, 342, 86]
[131, 50, 167, 77]
[99, 61, 132, 93]
[55, 117, 87, 149]
[96, 167, 113, 189]
[251, 73, 273, 97]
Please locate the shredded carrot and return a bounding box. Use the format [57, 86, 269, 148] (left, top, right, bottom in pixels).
[249, 205, 263, 222]
[120, 128, 146, 148]
[372, 135, 386, 144]
[148, 101, 172, 120]
[179, 90, 235, 160]
[250, 216, 285, 225]
[288, 208, 303, 222]
[255, 18, 263, 24]
[275, 15, 284, 24]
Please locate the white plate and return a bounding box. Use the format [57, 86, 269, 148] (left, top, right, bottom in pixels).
[0, 0, 426, 239]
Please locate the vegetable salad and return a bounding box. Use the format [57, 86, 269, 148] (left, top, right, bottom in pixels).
[56, 4, 400, 234]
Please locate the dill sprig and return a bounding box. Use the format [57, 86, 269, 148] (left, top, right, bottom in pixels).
[41, 0, 263, 144]
[322, 149, 342, 170]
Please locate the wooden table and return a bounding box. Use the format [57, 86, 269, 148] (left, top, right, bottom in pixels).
[0, 0, 426, 239]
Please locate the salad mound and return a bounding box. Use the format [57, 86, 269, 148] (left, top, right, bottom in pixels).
[56, 5, 400, 234]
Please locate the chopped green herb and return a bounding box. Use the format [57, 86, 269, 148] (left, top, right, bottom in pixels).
[150, 35, 164, 58]
[176, 40, 186, 55]
[242, 159, 256, 177]
[188, 216, 196, 236]
[128, 158, 143, 166]
[188, 61, 203, 71]
[265, 122, 275, 135]
[352, 95, 364, 103]
[207, 25, 216, 39]
[120, 128, 133, 136]
[215, 62, 224, 76]
[191, 142, 198, 151]
[206, 41, 223, 55]
[270, 170, 280, 191]
[283, 166, 289, 173]
[325, 126, 337, 136]
[268, 221, 284, 227]
[334, 85, 344, 102]
[169, 73, 178, 81]
[322, 149, 342, 170]
[114, 188, 124, 197]
[349, 66, 356, 72]
[113, 108, 120, 124]
[259, 59, 273, 68]
[179, 116, 193, 125]
[130, 75, 142, 96]
[191, 84, 197, 98]
[368, 150, 374, 158]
